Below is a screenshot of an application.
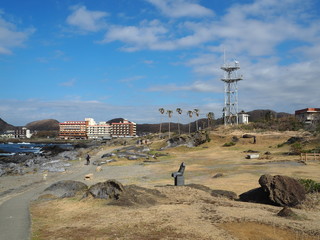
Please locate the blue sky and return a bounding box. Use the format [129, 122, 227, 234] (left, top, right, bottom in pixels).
[1, 0, 320, 126]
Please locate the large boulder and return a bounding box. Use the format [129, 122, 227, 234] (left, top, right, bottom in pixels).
[259, 174, 306, 207]
[240, 174, 306, 207]
[87, 179, 124, 199]
[43, 180, 88, 198]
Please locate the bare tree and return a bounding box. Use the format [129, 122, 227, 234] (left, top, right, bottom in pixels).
[158, 108, 165, 138]
[166, 110, 173, 139]
[187, 110, 193, 135]
[176, 108, 182, 135]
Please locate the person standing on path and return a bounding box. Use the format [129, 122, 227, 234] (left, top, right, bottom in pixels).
[86, 154, 91, 165]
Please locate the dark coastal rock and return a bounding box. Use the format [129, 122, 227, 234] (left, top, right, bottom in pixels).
[110, 185, 166, 207]
[259, 174, 306, 207]
[92, 159, 116, 166]
[286, 137, 304, 144]
[240, 174, 306, 207]
[0, 167, 5, 177]
[101, 153, 116, 158]
[40, 160, 71, 172]
[43, 180, 88, 198]
[277, 207, 296, 217]
[127, 155, 138, 160]
[87, 179, 124, 199]
[42, 145, 67, 156]
[212, 173, 224, 178]
[164, 131, 210, 149]
[211, 190, 238, 200]
[243, 134, 256, 138]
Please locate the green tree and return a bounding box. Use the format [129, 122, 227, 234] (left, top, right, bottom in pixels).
[194, 109, 200, 131]
[158, 108, 165, 138]
[166, 110, 173, 139]
[176, 108, 182, 135]
[187, 110, 193, 135]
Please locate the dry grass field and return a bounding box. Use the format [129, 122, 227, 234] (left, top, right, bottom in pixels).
[30, 128, 320, 240]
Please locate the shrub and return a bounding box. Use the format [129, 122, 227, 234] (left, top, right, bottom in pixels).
[223, 142, 236, 147]
[290, 143, 303, 155]
[298, 179, 320, 193]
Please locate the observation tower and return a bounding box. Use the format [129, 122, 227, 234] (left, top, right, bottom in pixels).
[221, 58, 243, 125]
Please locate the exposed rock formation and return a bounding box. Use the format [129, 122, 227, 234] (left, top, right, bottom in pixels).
[43, 180, 88, 198]
[87, 179, 124, 200]
[240, 174, 306, 207]
[164, 131, 210, 149]
[259, 174, 306, 207]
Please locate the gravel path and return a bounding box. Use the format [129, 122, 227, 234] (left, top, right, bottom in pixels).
[0, 147, 153, 240]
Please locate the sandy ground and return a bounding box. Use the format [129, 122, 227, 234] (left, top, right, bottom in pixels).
[1, 130, 320, 239]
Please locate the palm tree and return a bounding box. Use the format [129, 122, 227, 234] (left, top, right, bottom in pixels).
[193, 109, 200, 131]
[176, 108, 182, 135]
[187, 110, 193, 135]
[166, 110, 173, 139]
[158, 108, 165, 138]
[206, 112, 214, 129]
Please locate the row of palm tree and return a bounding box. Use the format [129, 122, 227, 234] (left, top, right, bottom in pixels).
[158, 108, 215, 138]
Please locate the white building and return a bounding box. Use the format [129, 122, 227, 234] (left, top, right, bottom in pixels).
[238, 111, 249, 124]
[86, 118, 111, 139]
[295, 108, 320, 124]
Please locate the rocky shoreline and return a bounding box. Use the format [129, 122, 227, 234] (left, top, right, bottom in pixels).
[0, 142, 98, 177]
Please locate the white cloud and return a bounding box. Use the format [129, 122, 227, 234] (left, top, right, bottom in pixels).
[66, 5, 108, 32]
[119, 76, 145, 83]
[100, 0, 319, 57]
[0, 13, 35, 55]
[59, 78, 76, 87]
[146, 0, 214, 18]
[101, 20, 174, 51]
[147, 80, 221, 93]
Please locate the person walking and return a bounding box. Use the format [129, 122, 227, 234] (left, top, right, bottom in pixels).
[86, 154, 91, 165]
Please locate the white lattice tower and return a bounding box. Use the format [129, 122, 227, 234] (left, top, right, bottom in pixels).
[221, 60, 243, 125]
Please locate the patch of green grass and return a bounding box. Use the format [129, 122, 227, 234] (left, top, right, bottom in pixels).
[223, 142, 236, 147]
[298, 178, 320, 193]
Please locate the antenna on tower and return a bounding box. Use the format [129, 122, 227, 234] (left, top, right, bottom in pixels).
[221, 53, 243, 125]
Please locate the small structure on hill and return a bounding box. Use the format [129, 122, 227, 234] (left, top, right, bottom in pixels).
[238, 111, 249, 124]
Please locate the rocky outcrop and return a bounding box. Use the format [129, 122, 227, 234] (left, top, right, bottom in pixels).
[259, 174, 306, 207]
[43, 180, 88, 198]
[164, 131, 210, 149]
[86, 180, 124, 200]
[240, 174, 306, 207]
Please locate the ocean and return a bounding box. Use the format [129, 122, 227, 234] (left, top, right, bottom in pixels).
[0, 142, 73, 155]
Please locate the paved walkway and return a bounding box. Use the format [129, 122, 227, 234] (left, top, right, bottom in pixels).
[0, 148, 115, 240]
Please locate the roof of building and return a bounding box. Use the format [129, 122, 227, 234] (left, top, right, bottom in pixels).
[295, 108, 320, 115]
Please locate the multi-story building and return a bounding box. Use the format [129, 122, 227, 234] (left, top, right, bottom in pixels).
[59, 118, 136, 139]
[295, 108, 320, 124]
[59, 121, 87, 139]
[110, 119, 136, 137]
[86, 118, 111, 139]
[15, 127, 32, 138]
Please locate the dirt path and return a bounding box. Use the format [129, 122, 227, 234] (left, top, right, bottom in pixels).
[0, 146, 151, 240]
